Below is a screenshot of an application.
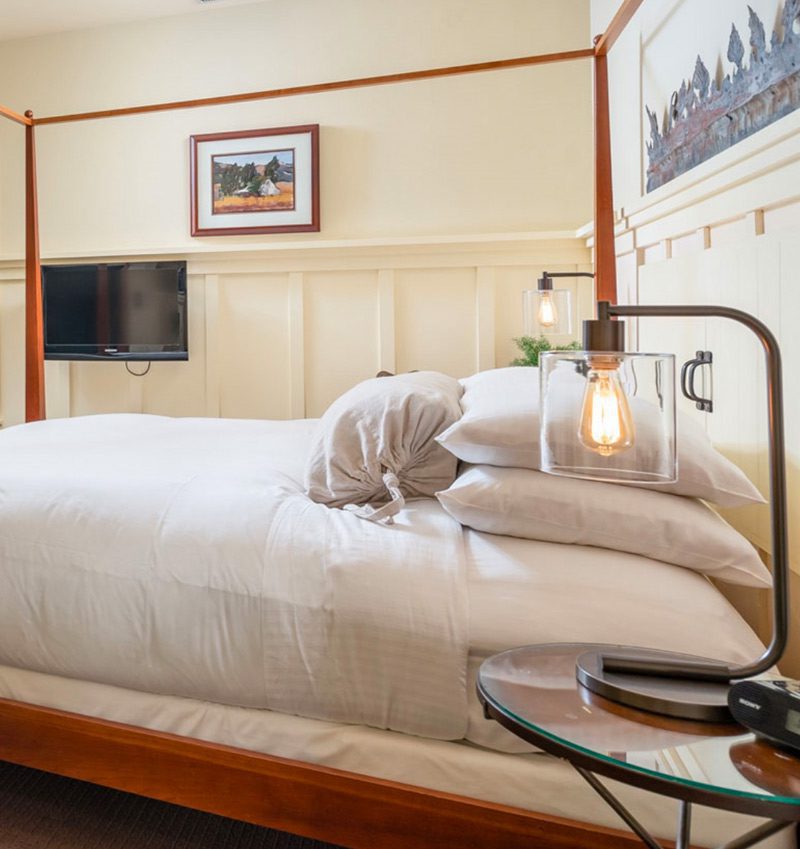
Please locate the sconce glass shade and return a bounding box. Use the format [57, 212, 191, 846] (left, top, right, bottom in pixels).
[523, 288, 572, 336]
[539, 351, 677, 484]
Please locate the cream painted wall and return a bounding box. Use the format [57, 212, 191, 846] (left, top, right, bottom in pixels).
[0, 0, 592, 256]
[0, 0, 594, 424]
[591, 0, 800, 673]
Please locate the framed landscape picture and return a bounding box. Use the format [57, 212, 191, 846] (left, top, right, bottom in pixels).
[190, 124, 319, 236]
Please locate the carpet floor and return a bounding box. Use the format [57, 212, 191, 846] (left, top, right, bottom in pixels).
[0, 760, 346, 849]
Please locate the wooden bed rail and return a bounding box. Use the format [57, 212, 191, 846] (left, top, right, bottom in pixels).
[0, 103, 32, 126]
[32, 49, 593, 126]
[0, 696, 686, 849]
[595, 0, 645, 57]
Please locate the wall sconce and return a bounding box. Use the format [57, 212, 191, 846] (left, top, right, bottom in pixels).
[523, 271, 594, 337]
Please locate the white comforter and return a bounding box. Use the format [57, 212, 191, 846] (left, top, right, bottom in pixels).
[0, 415, 468, 740]
[0, 414, 767, 750]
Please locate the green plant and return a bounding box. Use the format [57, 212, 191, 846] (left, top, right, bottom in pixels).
[510, 335, 581, 367]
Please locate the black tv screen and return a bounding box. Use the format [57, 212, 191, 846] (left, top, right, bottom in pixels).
[42, 262, 188, 361]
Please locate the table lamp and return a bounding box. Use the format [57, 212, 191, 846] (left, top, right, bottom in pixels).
[539, 300, 788, 721]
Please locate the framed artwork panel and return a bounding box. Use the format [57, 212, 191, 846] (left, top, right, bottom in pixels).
[190, 124, 319, 236]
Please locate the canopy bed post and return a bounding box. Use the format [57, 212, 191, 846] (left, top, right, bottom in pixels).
[592, 0, 644, 305]
[24, 110, 45, 423]
[593, 46, 617, 305]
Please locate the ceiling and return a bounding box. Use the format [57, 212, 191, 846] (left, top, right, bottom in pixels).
[0, 0, 268, 42]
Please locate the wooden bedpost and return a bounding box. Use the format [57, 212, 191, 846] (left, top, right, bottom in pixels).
[25, 111, 45, 423]
[593, 44, 617, 305]
[591, 0, 644, 305]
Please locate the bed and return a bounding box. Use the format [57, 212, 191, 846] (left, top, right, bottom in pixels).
[0, 395, 790, 848]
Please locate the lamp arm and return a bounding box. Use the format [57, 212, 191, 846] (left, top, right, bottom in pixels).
[538, 271, 596, 292]
[602, 302, 788, 682]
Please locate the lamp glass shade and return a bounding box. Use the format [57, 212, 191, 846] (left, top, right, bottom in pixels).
[539, 351, 677, 483]
[523, 289, 572, 336]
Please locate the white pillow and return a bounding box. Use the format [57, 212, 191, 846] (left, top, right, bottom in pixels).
[436, 465, 771, 588]
[305, 371, 463, 517]
[436, 367, 765, 508]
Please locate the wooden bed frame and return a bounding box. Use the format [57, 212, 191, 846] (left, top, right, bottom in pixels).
[0, 4, 668, 848]
[0, 695, 668, 849]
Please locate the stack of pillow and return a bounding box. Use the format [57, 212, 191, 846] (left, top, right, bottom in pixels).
[435, 367, 771, 588]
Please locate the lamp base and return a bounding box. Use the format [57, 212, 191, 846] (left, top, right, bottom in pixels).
[576, 647, 732, 722]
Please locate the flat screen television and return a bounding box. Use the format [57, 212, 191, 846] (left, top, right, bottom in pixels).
[42, 261, 188, 361]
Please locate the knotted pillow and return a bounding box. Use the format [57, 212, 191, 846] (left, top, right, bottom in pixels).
[305, 371, 463, 522]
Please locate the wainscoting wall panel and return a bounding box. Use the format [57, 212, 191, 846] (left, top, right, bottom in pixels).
[218, 273, 292, 421]
[303, 270, 381, 418]
[394, 268, 478, 380]
[0, 234, 592, 427]
[624, 213, 798, 576]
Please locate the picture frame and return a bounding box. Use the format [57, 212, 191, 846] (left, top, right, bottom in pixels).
[190, 124, 319, 236]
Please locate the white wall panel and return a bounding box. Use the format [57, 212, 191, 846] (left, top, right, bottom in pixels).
[709, 219, 748, 249]
[490, 266, 525, 370]
[303, 270, 380, 417]
[0, 279, 23, 426]
[394, 268, 477, 378]
[218, 273, 292, 420]
[669, 231, 703, 259]
[70, 360, 131, 417]
[763, 200, 800, 234]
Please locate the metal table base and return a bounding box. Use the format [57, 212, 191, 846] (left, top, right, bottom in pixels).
[574, 766, 795, 849]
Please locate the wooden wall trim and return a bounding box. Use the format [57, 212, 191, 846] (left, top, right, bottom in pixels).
[0, 696, 671, 849]
[33, 49, 594, 126]
[24, 113, 45, 423]
[0, 232, 585, 267]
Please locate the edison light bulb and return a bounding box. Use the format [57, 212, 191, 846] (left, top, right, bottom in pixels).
[537, 291, 558, 328]
[578, 363, 634, 456]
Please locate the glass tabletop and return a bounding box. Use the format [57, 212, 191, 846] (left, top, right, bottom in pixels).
[478, 644, 800, 813]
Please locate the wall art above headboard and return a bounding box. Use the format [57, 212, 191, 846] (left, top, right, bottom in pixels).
[645, 0, 800, 192]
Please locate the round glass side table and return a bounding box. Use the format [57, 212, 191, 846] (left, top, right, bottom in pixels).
[477, 644, 800, 849]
